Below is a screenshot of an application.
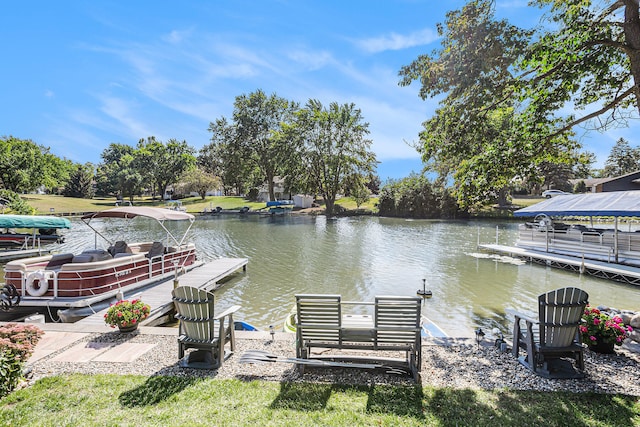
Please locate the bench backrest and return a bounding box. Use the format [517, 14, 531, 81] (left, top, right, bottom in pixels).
[296, 294, 341, 343]
[375, 296, 422, 346]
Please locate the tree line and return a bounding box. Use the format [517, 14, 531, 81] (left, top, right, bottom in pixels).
[1, 91, 378, 217]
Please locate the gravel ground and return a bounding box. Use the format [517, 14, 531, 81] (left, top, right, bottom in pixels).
[25, 332, 640, 395]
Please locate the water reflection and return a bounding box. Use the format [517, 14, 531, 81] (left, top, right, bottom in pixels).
[4, 215, 640, 337]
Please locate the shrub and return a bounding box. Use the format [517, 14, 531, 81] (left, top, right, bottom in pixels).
[0, 323, 43, 397]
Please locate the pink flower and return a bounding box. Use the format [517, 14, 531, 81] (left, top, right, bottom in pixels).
[593, 318, 601, 325]
[580, 326, 588, 333]
[590, 336, 597, 341]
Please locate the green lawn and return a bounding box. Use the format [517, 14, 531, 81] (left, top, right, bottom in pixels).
[1, 375, 638, 426]
[20, 194, 378, 216]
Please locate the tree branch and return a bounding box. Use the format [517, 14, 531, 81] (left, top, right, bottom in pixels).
[547, 86, 636, 138]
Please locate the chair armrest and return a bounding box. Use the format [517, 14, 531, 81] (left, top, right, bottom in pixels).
[214, 305, 241, 320]
[506, 308, 538, 325]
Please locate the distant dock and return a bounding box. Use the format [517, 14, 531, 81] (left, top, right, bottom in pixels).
[74, 257, 248, 329]
[0, 248, 52, 262]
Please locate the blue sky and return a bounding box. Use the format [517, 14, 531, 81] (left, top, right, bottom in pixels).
[1, 1, 637, 181]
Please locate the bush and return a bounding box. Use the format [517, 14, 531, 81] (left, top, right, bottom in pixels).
[377, 175, 465, 219]
[0, 323, 43, 397]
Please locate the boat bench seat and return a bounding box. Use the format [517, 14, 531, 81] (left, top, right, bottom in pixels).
[71, 249, 112, 263]
[61, 253, 146, 271]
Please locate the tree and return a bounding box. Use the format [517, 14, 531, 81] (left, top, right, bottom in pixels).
[0, 136, 48, 192]
[230, 90, 298, 201]
[63, 163, 95, 198]
[135, 137, 196, 199]
[603, 138, 639, 177]
[522, 0, 640, 136]
[95, 143, 136, 198]
[399, 1, 576, 208]
[179, 168, 220, 199]
[202, 118, 257, 195]
[288, 100, 377, 216]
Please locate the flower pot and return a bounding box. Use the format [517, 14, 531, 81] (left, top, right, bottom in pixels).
[588, 340, 615, 354]
[118, 324, 138, 333]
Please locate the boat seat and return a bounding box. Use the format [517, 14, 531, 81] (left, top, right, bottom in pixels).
[45, 253, 74, 269]
[108, 241, 132, 256]
[146, 241, 165, 259]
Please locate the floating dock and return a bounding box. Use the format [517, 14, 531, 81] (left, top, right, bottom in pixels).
[479, 243, 640, 286]
[0, 248, 52, 262]
[74, 257, 248, 329]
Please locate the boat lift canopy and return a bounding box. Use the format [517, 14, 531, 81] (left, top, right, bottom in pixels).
[513, 190, 640, 263]
[81, 207, 195, 247]
[0, 215, 71, 229]
[513, 191, 640, 218]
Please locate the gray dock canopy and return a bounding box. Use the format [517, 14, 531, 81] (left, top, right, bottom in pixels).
[514, 190, 640, 218]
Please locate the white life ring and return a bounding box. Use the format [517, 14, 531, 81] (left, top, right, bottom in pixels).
[25, 270, 51, 297]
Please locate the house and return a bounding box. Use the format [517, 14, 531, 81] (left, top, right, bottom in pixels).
[570, 170, 640, 193]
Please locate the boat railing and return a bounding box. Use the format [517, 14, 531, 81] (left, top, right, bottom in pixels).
[518, 226, 616, 262]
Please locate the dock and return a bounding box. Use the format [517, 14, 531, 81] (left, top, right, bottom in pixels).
[74, 257, 248, 329]
[479, 243, 640, 286]
[0, 248, 52, 262]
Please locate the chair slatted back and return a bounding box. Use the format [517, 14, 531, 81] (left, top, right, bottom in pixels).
[296, 294, 341, 343]
[375, 296, 421, 346]
[172, 286, 215, 342]
[538, 287, 588, 348]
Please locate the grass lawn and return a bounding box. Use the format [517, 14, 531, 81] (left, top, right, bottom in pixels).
[20, 194, 378, 216]
[1, 375, 638, 426]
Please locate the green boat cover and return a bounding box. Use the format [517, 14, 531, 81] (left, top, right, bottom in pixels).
[0, 214, 71, 229]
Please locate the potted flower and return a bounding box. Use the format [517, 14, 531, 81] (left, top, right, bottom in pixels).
[104, 299, 151, 332]
[580, 305, 633, 353]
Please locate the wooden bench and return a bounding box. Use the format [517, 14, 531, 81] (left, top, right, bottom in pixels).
[295, 294, 422, 381]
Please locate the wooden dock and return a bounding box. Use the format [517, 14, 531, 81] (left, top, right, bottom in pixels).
[479, 243, 640, 286]
[0, 248, 51, 262]
[74, 257, 248, 329]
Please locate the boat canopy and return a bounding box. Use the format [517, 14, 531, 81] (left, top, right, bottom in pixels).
[81, 207, 195, 247]
[0, 215, 71, 229]
[81, 207, 194, 221]
[514, 191, 640, 218]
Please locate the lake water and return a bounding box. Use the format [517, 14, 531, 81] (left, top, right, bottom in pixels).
[5, 214, 640, 337]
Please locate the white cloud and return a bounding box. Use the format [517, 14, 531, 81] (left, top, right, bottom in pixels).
[355, 28, 438, 53]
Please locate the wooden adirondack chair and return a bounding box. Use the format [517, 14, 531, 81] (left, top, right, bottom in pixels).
[510, 287, 589, 379]
[172, 286, 240, 369]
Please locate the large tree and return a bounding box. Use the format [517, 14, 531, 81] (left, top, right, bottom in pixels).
[95, 143, 136, 198]
[288, 100, 377, 216]
[226, 90, 298, 201]
[399, 1, 571, 207]
[202, 118, 257, 195]
[135, 137, 196, 199]
[0, 136, 51, 192]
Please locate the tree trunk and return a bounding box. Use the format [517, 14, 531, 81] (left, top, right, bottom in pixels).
[267, 173, 276, 201]
[324, 197, 335, 217]
[625, 1, 640, 115]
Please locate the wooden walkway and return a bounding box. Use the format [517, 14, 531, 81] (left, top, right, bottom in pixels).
[479, 244, 640, 286]
[0, 248, 51, 262]
[75, 257, 248, 328]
